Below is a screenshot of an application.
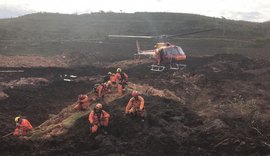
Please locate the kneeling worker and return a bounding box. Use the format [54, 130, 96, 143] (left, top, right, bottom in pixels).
[89, 103, 110, 134]
[13, 116, 33, 137]
[115, 68, 128, 95]
[74, 94, 89, 111]
[125, 90, 145, 121]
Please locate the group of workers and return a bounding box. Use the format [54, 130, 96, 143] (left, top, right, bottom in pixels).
[87, 90, 145, 134]
[12, 67, 145, 137]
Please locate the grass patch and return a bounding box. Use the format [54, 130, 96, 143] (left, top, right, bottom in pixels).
[62, 112, 89, 129]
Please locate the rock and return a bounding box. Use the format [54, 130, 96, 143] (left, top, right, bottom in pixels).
[201, 119, 228, 132]
[0, 91, 9, 100]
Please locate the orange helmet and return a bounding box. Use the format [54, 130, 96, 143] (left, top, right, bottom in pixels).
[78, 94, 85, 100]
[95, 103, 102, 110]
[131, 90, 139, 97]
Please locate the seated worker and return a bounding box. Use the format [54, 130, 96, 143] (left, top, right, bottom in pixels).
[13, 116, 33, 137]
[125, 90, 145, 121]
[110, 72, 117, 85]
[105, 72, 117, 90]
[115, 68, 128, 95]
[74, 94, 89, 111]
[103, 81, 112, 94]
[91, 83, 106, 102]
[88, 103, 110, 134]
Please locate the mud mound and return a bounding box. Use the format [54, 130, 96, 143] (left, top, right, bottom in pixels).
[1, 77, 49, 88]
[27, 83, 183, 140]
[0, 67, 101, 137]
[0, 55, 68, 68]
[0, 52, 100, 68]
[0, 94, 202, 156]
[0, 91, 8, 100]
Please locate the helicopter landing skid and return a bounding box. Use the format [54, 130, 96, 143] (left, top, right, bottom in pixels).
[170, 64, 187, 70]
[151, 65, 165, 72]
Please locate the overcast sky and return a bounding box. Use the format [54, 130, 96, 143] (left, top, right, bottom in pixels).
[0, 0, 269, 22]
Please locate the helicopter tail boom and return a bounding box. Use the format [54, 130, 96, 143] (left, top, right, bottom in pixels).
[135, 40, 155, 56]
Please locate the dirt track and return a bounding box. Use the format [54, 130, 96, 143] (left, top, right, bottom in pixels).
[0, 54, 270, 155]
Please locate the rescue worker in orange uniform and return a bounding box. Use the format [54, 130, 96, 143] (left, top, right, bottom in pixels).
[13, 116, 33, 136]
[115, 68, 128, 95]
[88, 103, 110, 134]
[155, 43, 170, 65]
[74, 94, 89, 111]
[110, 72, 117, 85]
[155, 48, 163, 66]
[105, 72, 117, 91]
[125, 90, 145, 121]
[91, 83, 106, 102]
[104, 81, 112, 94]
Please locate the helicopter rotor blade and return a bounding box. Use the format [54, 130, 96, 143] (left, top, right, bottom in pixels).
[108, 35, 154, 39]
[167, 29, 215, 38]
[108, 29, 215, 40]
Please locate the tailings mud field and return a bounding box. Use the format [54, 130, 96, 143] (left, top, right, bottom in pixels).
[1, 54, 270, 156]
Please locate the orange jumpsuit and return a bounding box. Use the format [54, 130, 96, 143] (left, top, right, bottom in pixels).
[74, 95, 89, 110]
[110, 73, 117, 84]
[155, 49, 161, 65]
[107, 73, 117, 89]
[125, 96, 145, 117]
[13, 119, 33, 136]
[91, 84, 105, 101]
[115, 72, 128, 95]
[155, 48, 164, 65]
[88, 110, 110, 133]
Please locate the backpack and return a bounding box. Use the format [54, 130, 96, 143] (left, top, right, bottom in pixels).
[120, 72, 126, 81]
[93, 84, 99, 93]
[103, 75, 110, 83]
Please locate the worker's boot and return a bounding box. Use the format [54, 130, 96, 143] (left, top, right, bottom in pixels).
[101, 126, 108, 135]
[140, 113, 145, 122]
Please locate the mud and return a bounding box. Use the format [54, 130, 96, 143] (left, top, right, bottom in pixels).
[0, 54, 270, 155]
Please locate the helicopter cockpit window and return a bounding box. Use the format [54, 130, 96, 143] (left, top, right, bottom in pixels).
[177, 46, 185, 55]
[165, 47, 180, 55]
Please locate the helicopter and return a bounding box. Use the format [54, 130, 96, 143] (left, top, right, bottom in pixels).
[108, 29, 214, 72]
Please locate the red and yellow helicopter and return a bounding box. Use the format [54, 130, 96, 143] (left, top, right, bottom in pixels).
[109, 29, 214, 72]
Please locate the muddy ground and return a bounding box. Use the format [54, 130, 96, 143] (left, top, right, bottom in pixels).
[0, 54, 270, 155]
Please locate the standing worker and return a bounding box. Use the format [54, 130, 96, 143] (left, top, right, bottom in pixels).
[74, 94, 89, 111]
[88, 103, 110, 134]
[115, 68, 128, 95]
[125, 90, 145, 122]
[13, 116, 33, 136]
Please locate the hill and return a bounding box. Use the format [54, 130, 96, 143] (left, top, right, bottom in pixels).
[0, 12, 269, 59]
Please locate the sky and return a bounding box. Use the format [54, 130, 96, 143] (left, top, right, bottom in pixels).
[0, 0, 270, 22]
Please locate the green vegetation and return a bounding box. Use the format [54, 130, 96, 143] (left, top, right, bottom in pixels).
[62, 112, 89, 129]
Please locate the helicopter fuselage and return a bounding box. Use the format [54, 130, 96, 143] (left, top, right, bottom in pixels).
[158, 45, 186, 62]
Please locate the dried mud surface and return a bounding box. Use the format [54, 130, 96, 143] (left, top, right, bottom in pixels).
[0, 54, 270, 156]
